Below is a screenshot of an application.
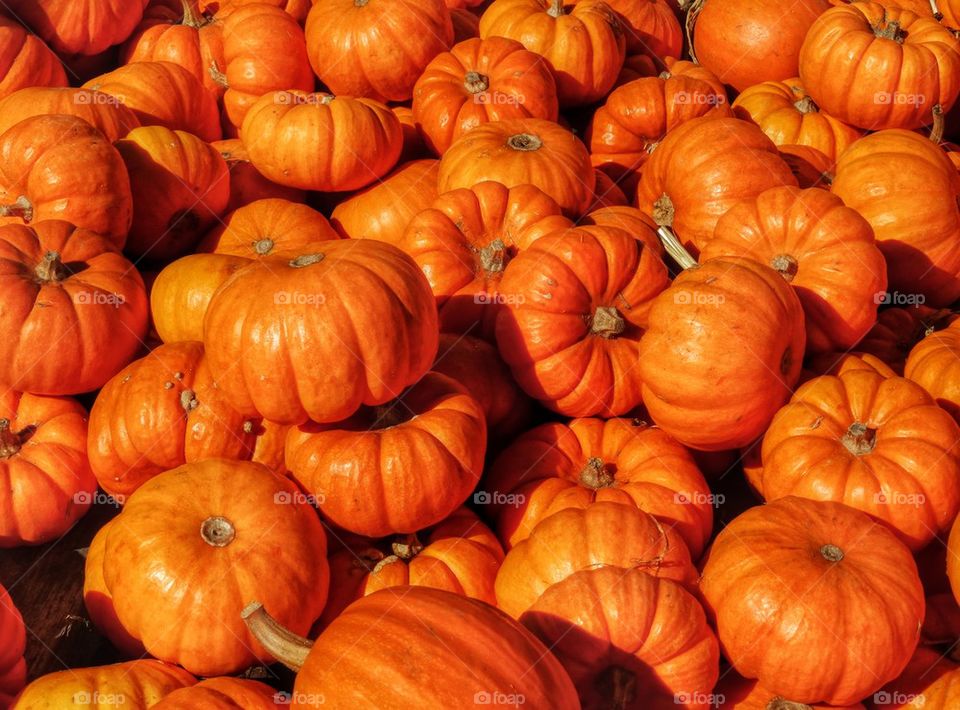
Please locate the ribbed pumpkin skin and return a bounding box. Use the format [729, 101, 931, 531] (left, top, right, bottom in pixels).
[11, 660, 196, 710]
[0, 87, 141, 142]
[831, 129, 960, 307]
[0, 392, 95, 548]
[294, 587, 580, 709]
[905, 321, 960, 422]
[496, 224, 669, 417]
[484, 417, 713, 557]
[700, 186, 887, 353]
[3, 0, 149, 56]
[521, 567, 720, 710]
[638, 256, 806, 451]
[203, 240, 439, 425]
[198, 198, 340, 256]
[0, 583, 25, 706]
[700, 496, 924, 707]
[0, 17, 67, 100]
[495, 502, 697, 618]
[151, 677, 282, 709]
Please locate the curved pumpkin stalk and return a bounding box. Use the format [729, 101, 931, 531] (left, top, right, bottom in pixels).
[930, 103, 945, 145]
[242, 602, 313, 672]
[651, 195, 697, 269]
[684, 0, 706, 65]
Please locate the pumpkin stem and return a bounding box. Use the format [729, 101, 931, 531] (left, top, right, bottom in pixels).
[766, 699, 814, 710]
[0, 195, 33, 223]
[591, 306, 625, 338]
[354, 0, 370, 5]
[579, 457, 615, 489]
[820, 544, 844, 563]
[793, 96, 818, 114]
[390, 533, 424, 560]
[289, 253, 325, 268]
[547, 0, 565, 17]
[930, 104, 945, 144]
[652, 195, 698, 270]
[930, 0, 944, 20]
[596, 665, 637, 710]
[180, 0, 203, 28]
[770, 254, 799, 283]
[464, 71, 490, 94]
[209, 61, 229, 90]
[253, 238, 275, 256]
[506, 133, 542, 152]
[841, 422, 877, 456]
[319, 95, 335, 105]
[0, 419, 21, 459]
[242, 602, 313, 671]
[371, 554, 400, 574]
[479, 239, 508, 274]
[201, 516, 236, 547]
[180, 389, 199, 412]
[35, 251, 68, 283]
[874, 17, 905, 42]
[684, 0, 706, 65]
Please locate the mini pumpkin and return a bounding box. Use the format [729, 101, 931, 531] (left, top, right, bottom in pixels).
[4, 0, 149, 56]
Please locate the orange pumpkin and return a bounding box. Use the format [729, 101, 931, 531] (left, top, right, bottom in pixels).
[198, 198, 339, 256]
[84, 61, 222, 141]
[305, 0, 454, 102]
[521, 566, 720, 710]
[398, 181, 572, 340]
[733, 77, 862, 160]
[203, 239, 439, 425]
[495, 501, 697, 617]
[484, 417, 714, 557]
[439, 118, 594, 217]
[831, 129, 960, 306]
[101, 459, 329, 676]
[479, 0, 626, 106]
[0, 87, 141, 142]
[4, 0, 150, 56]
[0, 222, 148, 396]
[0, 16, 67, 99]
[636, 116, 798, 256]
[0, 583, 25, 707]
[318, 507, 504, 627]
[597, 0, 681, 57]
[212, 138, 305, 212]
[701, 496, 924, 706]
[201, 0, 312, 20]
[241, 91, 403, 191]
[151, 678, 282, 709]
[331, 159, 439, 242]
[0, 392, 95, 548]
[0, 114, 133, 246]
[581, 204, 664, 256]
[412, 36, 559, 155]
[700, 186, 887, 353]
[905, 321, 960, 422]
[285, 372, 486, 536]
[759, 369, 960, 551]
[799, 2, 960, 130]
[496, 224, 669, 417]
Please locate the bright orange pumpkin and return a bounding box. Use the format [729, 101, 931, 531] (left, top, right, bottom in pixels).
[4, 0, 150, 56]
[596, 0, 681, 57]
[0, 86, 141, 142]
[0, 17, 67, 99]
[0, 584, 25, 707]
[905, 321, 960, 422]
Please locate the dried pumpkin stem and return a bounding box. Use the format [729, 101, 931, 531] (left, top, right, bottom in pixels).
[0, 419, 21, 459]
[652, 195, 698, 270]
[591, 306, 625, 338]
[770, 254, 799, 282]
[181, 0, 203, 28]
[820, 544, 844, 563]
[242, 602, 313, 672]
[841, 422, 877, 456]
[289, 253, 325, 268]
[0, 195, 33, 223]
[209, 61, 229, 90]
[463, 71, 490, 94]
[200, 516, 236, 547]
[506, 133, 542, 152]
[930, 0, 944, 20]
[793, 96, 818, 114]
[874, 18, 904, 42]
[579, 457, 615, 489]
[930, 104, 945, 144]
[180, 389, 199, 412]
[479, 239, 507, 274]
[547, 0, 565, 17]
[371, 554, 400, 574]
[253, 238, 275, 256]
[766, 699, 815, 710]
[391, 533, 424, 560]
[35, 251, 68, 283]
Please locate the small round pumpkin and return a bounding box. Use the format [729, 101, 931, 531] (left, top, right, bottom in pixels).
[84, 61, 222, 142]
[0, 86, 141, 142]
[151, 677, 282, 709]
[700, 496, 924, 706]
[285, 372, 486, 537]
[0, 583, 25, 707]
[0, 114, 133, 246]
[240, 91, 403, 191]
[905, 321, 960, 422]
[203, 239, 439, 425]
[438, 117, 594, 217]
[305, 0, 454, 103]
[0, 16, 67, 99]
[0, 221, 148, 396]
[4, 0, 149, 56]
[495, 501, 697, 617]
[412, 36, 559, 155]
[197, 198, 339, 256]
[102, 459, 329, 676]
[521, 566, 720, 710]
[398, 181, 572, 340]
[496, 224, 670, 417]
[212, 138, 305, 212]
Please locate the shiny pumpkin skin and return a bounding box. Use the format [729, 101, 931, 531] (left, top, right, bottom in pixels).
[0, 17, 67, 100]
[0, 586, 25, 708]
[700, 185, 887, 353]
[11, 660, 195, 710]
[831, 129, 960, 306]
[484, 417, 713, 557]
[84, 61, 222, 142]
[102, 459, 329, 676]
[293, 586, 580, 709]
[151, 677, 283, 709]
[116, 126, 230, 262]
[495, 501, 697, 617]
[637, 256, 806, 451]
[398, 181, 572, 341]
[496, 224, 669, 417]
[212, 138, 306, 212]
[285, 372, 486, 537]
[0, 114, 133, 247]
[0, 222, 148, 396]
[732, 77, 862, 160]
[331, 159, 439, 243]
[305, 0, 454, 103]
[438, 117, 594, 217]
[635, 116, 798, 256]
[759, 369, 960, 550]
[88, 341, 260, 499]
[412, 36, 559, 155]
[521, 566, 720, 710]
[700, 496, 924, 706]
[0, 392, 95, 548]
[479, 0, 626, 107]
[0, 87, 141, 142]
[799, 2, 960, 131]
[240, 91, 403, 192]
[203, 239, 439, 425]
[318, 507, 505, 627]
[905, 321, 960, 422]
[3, 0, 149, 56]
